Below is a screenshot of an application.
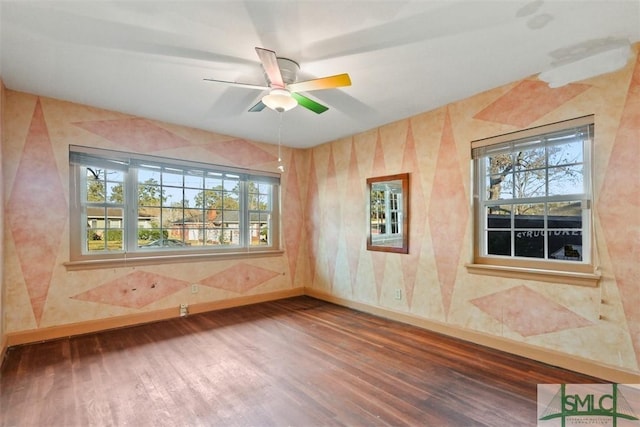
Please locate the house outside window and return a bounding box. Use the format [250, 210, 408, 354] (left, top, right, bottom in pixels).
[68, 146, 280, 265]
[468, 116, 600, 286]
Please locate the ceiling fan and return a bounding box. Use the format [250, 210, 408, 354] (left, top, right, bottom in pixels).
[204, 47, 351, 114]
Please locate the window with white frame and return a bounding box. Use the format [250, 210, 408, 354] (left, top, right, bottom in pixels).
[469, 116, 599, 285]
[69, 146, 280, 263]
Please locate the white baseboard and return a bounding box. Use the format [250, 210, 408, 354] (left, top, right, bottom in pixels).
[304, 288, 640, 384]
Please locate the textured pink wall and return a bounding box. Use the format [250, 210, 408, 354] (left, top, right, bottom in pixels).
[306, 45, 640, 375]
[2, 94, 305, 330]
[2, 46, 639, 376]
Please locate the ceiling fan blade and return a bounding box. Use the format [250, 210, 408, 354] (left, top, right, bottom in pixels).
[255, 47, 285, 88]
[248, 100, 267, 112]
[291, 93, 329, 114]
[203, 78, 269, 91]
[287, 73, 352, 93]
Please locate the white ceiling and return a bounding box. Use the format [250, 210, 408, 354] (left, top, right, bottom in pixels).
[1, 1, 639, 148]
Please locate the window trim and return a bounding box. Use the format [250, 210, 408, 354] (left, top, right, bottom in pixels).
[66, 145, 282, 269]
[466, 116, 601, 286]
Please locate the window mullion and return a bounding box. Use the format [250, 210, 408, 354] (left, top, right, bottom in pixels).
[239, 179, 249, 248]
[125, 166, 137, 252]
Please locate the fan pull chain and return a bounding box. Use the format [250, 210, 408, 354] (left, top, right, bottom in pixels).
[277, 112, 285, 172]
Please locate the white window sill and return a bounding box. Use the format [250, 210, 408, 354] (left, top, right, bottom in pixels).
[465, 263, 601, 287]
[64, 249, 284, 271]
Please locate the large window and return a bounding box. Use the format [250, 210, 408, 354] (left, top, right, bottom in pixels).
[468, 116, 600, 286]
[68, 146, 280, 266]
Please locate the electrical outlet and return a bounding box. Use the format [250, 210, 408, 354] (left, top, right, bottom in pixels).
[395, 288, 402, 300]
[191, 283, 198, 294]
[180, 303, 188, 317]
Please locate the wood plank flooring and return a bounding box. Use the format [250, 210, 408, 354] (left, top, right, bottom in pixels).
[1, 296, 604, 426]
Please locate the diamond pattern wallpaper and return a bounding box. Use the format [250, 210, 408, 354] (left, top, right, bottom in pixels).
[2, 44, 639, 378]
[72, 270, 190, 309]
[6, 100, 67, 324]
[470, 286, 594, 337]
[400, 122, 426, 309]
[304, 46, 639, 374]
[473, 79, 591, 127]
[199, 263, 280, 294]
[74, 117, 191, 152]
[596, 50, 640, 361]
[427, 110, 467, 316]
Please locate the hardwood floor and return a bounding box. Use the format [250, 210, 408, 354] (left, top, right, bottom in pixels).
[1, 296, 603, 426]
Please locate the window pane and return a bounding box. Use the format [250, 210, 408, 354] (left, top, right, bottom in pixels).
[205, 174, 223, 189]
[162, 208, 183, 225]
[162, 169, 183, 187]
[86, 207, 124, 252]
[205, 190, 223, 209]
[86, 206, 106, 251]
[250, 212, 270, 246]
[219, 225, 239, 246]
[138, 167, 161, 183]
[205, 209, 217, 223]
[138, 182, 162, 207]
[202, 227, 219, 245]
[87, 228, 106, 252]
[485, 147, 516, 201]
[514, 230, 544, 258]
[163, 187, 183, 207]
[548, 139, 583, 166]
[103, 228, 124, 251]
[140, 206, 161, 222]
[256, 182, 270, 193]
[248, 193, 260, 210]
[138, 225, 162, 244]
[184, 171, 204, 188]
[548, 238, 583, 261]
[106, 182, 123, 203]
[515, 146, 545, 171]
[548, 201, 582, 228]
[486, 205, 511, 228]
[108, 170, 124, 181]
[486, 173, 514, 200]
[86, 169, 105, 202]
[223, 190, 239, 208]
[514, 203, 544, 228]
[223, 177, 240, 191]
[548, 165, 583, 196]
[487, 231, 511, 256]
[183, 188, 200, 208]
[514, 170, 545, 198]
[105, 208, 124, 249]
[485, 153, 513, 175]
[165, 229, 188, 246]
[185, 208, 203, 224]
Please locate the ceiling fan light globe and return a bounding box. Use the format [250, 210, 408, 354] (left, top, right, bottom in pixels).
[262, 89, 298, 112]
